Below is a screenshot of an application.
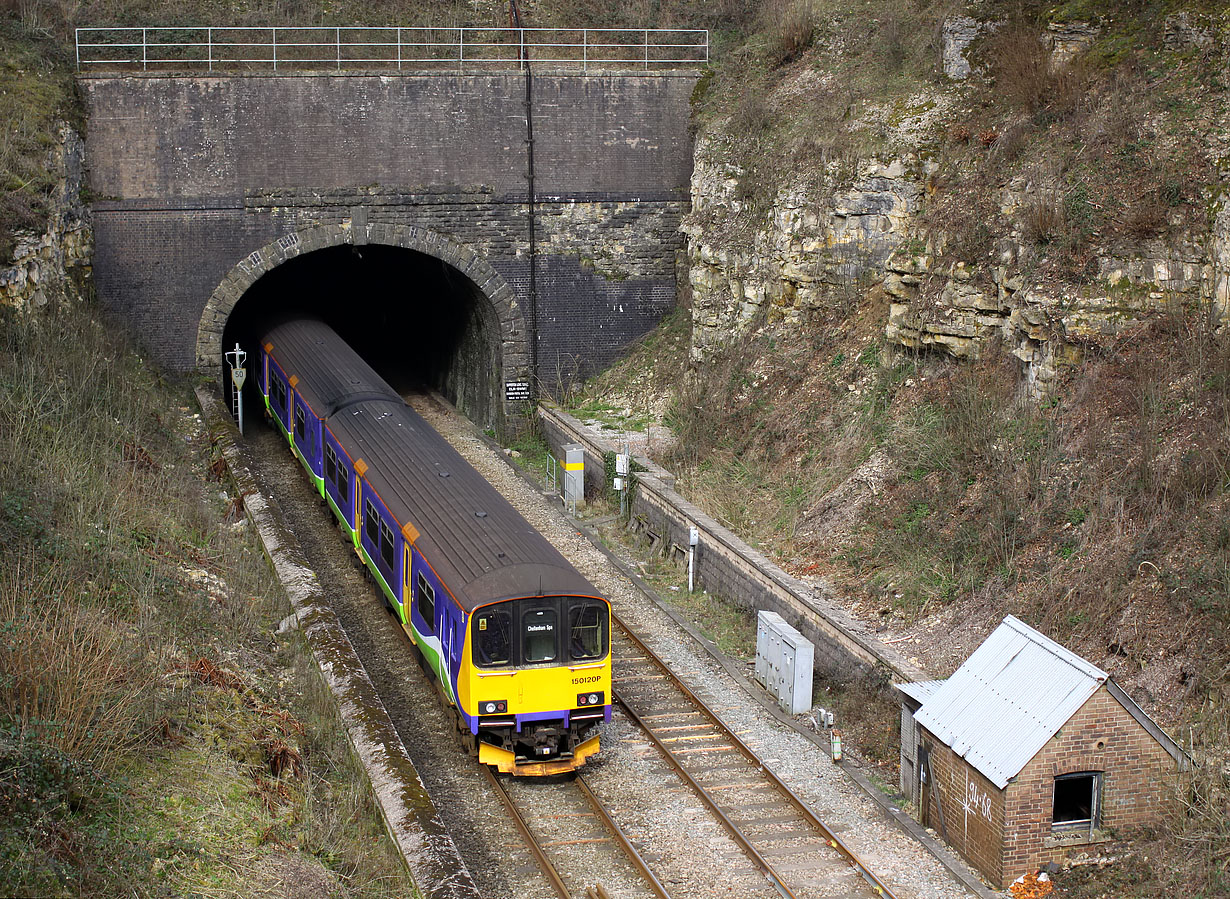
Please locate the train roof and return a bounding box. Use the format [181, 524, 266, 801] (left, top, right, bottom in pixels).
[263, 319, 401, 417]
[260, 321, 602, 613]
[329, 402, 600, 611]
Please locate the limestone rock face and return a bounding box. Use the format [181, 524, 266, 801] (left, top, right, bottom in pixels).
[0, 124, 93, 311]
[941, 16, 981, 80]
[684, 140, 925, 362]
[1212, 198, 1230, 327]
[682, 23, 1230, 400]
[883, 222, 1220, 398]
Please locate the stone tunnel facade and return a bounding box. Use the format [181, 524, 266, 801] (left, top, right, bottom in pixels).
[81, 72, 696, 427]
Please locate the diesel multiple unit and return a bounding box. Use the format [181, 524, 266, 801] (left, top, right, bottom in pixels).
[257, 319, 611, 775]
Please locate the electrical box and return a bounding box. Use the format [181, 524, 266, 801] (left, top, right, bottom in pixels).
[754, 610, 814, 716]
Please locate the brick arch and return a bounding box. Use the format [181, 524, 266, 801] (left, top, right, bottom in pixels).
[195, 221, 527, 393]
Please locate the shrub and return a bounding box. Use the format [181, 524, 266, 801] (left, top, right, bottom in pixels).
[764, 0, 815, 67]
[1023, 190, 1066, 245]
[986, 21, 1087, 118]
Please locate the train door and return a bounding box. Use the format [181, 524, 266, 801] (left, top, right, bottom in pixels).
[446, 613, 459, 673]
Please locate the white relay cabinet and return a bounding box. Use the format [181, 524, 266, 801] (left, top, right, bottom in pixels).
[754, 610, 814, 715]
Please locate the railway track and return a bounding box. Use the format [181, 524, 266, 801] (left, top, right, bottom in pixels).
[612, 616, 895, 899]
[482, 766, 674, 899]
[241, 389, 964, 899]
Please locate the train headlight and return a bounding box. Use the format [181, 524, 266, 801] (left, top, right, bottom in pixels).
[577, 691, 605, 706]
[481, 700, 508, 714]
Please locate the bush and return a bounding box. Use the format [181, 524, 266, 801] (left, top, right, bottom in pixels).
[987, 21, 1087, 118]
[764, 0, 815, 67]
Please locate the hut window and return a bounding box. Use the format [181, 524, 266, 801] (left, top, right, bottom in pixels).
[1053, 772, 1101, 831]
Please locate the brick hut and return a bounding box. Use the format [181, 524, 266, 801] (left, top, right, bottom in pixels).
[895, 615, 1189, 888]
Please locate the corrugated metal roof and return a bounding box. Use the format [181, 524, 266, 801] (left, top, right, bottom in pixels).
[895, 680, 946, 706]
[913, 615, 1107, 789]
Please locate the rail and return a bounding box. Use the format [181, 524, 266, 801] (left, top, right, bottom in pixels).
[75, 26, 708, 73]
[613, 615, 898, 899]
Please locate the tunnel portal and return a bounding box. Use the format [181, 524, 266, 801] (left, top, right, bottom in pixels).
[221, 243, 503, 430]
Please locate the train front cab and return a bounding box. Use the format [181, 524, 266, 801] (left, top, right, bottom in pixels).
[459, 595, 611, 776]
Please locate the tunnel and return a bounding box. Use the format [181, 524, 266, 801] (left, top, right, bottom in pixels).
[220, 243, 503, 430]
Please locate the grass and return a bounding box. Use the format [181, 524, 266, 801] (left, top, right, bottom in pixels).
[599, 514, 758, 661]
[0, 300, 413, 896]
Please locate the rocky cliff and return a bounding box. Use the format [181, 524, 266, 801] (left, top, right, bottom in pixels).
[0, 124, 92, 311]
[684, 11, 1230, 398]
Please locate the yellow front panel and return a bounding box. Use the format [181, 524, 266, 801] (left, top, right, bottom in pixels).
[458, 637, 611, 718]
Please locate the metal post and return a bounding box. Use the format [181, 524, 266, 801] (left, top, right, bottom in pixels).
[225, 344, 248, 436]
[142, 27, 147, 71]
[207, 27, 213, 71]
[458, 27, 464, 71]
[688, 526, 699, 592]
[583, 29, 587, 74]
[272, 27, 277, 72]
[397, 26, 402, 70]
[75, 28, 80, 72]
[644, 29, 649, 70]
[337, 27, 341, 70]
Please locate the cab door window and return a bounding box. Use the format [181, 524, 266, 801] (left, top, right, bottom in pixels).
[473, 607, 512, 667]
[568, 600, 608, 661]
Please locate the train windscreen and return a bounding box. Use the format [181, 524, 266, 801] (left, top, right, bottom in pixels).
[472, 597, 608, 668]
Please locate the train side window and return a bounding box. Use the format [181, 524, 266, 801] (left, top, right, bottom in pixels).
[294, 405, 306, 441]
[336, 462, 349, 502]
[324, 443, 337, 485]
[271, 376, 287, 418]
[364, 499, 378, 547]
[522, 607, 558, 663]
[568, 600, 607, 661]
[416, 573, 435, 632]
[379, 518, 395, 569]
[473, 607, 512, 667]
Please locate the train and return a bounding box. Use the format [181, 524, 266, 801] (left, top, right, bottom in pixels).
[255, 318, 611, 775]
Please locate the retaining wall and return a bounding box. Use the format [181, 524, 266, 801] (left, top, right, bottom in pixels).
[538, 404, 927, 686]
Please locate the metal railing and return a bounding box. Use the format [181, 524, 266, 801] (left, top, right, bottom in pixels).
[75, 26, 709, 73]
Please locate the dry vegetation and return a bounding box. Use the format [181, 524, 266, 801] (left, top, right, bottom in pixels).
[0, 303, 414, 896]
[3, 0, 1228, 894]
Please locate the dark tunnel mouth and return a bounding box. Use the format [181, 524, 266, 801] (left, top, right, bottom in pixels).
[220, 243, 501, 430]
